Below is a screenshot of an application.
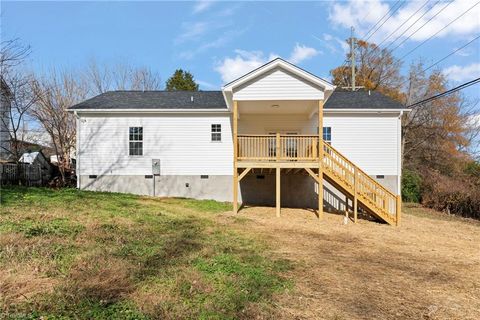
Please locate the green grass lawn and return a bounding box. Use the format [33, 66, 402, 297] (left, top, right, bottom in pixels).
[0, 187, 292, 319]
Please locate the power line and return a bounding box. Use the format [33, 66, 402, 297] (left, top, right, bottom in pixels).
[385, 0, 442, 51]
[362, 0, 402, 39]
[399, 1, 480, 60]
[399, 35, 480, 88]
[389, 0, 453, 52]
[406, 77, 480, 108]
[361, 0, 475, 82]
[375, 0, 431, 49]
[355, 0, 445, 74]
[364, 0, 406, 42]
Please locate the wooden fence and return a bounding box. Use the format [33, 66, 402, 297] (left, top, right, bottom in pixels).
[0, 163, 49, 186]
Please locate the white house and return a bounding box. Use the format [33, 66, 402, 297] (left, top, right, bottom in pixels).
[1, 77, 12, 162]
[70, 59, 409, 225]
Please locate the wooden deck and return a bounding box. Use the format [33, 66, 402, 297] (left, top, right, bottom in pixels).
[231, 100, 401, 226]
[234, 135, 400, 225]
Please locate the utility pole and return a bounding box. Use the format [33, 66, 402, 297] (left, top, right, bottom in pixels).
[350, 26, 356, 91]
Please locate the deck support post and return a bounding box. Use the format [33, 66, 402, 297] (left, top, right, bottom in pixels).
[233, 100, 239, 214]
[318, 100, 324, 220]
[396, 195, 401, 226]
[276, 167, 281, 217]
[353, 167, 358, 223]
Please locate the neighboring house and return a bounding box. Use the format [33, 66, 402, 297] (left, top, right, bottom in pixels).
[70, 59, 409, 225]
[0, 77, 12, 162]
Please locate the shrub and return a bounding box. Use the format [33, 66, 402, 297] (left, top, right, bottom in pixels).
[421, 170, 480, 220]
[402, 169, 422, 203]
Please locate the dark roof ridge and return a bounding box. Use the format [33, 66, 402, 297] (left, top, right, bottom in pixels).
[70, 89, 405, 111]
[109, 90, 222, 93]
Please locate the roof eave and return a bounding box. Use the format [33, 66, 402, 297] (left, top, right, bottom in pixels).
[68, 108, 231, 113]
[324, 108, 411, 113]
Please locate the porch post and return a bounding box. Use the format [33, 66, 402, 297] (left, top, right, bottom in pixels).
[318, 100, 324, 220]
[354, 167, 358, 223]
[396, 195, 402, 226]
[276, 167, 281, 217]
[233, 100, 239, 214]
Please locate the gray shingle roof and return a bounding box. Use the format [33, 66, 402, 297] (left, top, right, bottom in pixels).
[70, 89, 404, 110]
[70, 91, 227, 110]
[325, 90, 404, 109]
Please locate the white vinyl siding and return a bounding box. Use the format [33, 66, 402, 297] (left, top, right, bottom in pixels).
[233, 68, 324, 101]
[78, 114, 233, 176]
[239, 113, 399, 175]
[77, 112, 400, 178]
[323, 113, 399, 175]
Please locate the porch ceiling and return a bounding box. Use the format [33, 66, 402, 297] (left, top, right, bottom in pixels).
[238, 100, 318, 115]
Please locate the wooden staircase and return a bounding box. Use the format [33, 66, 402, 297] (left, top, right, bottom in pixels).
[320, 140, 401, 225]
[235, 134, 401, 225]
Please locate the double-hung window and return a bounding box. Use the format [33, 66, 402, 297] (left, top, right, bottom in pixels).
[323, 127, 332, 144]
[211, 124, 221, 142]
[317, 126, 332, 144]
[129, 127, 143, 156]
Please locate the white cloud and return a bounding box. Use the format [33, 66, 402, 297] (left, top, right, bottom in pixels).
[179, 27, 249, 60]
[329, 0, 480, 44]
[175, 22, 209, 44]
[215, 50, 268, 83]
[313, 33, 349, 55]
[443, 63, 480, 82]
[454, 47, 473, 57]
[193, 1, 214, 14]
[289, 43, 320, 64]
[215, 44, 319, 83]
[197, 79, 218, 89]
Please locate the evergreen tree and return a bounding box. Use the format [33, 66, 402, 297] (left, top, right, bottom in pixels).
[165, 69, 199, 91]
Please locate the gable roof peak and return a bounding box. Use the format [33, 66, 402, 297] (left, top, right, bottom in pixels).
[222, 58, 335, 91]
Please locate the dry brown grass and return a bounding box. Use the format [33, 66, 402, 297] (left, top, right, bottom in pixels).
[218, 204, 480, 320]
[64, 254, 136, 304]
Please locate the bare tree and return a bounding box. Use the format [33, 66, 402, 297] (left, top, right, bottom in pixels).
[0, 38, 31, 70]
[0, 72, 38, 162]
[402, 64, 475, 174]
[31, 70, 87, 184]
[1, 39, 38, 167]
[85, 59, 161, 95]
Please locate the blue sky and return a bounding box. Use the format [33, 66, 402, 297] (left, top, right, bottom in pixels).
[2, 0, 479, 101]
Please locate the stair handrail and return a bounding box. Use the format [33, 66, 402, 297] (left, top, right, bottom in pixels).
[321, 140, 398, 221]
[321, 140, 397, 198]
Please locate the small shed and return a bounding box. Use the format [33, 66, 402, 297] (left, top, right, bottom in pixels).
[19, 150, 52, 181]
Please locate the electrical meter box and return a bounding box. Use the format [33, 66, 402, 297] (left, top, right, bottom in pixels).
[152, 159, 161, 176]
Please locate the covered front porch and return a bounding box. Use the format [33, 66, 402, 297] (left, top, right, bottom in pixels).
[232, 98, 325, 218]
[221, 58, 336, 219]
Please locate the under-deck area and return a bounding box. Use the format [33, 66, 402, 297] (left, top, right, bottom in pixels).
[227, 60, 400, 225]
[231, 99, 400, 225]
[232, 98, 326, 218]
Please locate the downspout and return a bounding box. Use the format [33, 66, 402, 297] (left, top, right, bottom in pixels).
[397, 110, 404, 195]
[74, 111, 80, 189]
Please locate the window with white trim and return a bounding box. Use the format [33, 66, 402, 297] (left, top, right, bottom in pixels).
[211, 124, 221, 142]
[323, 127, 332, 144]
[129, 127, 143, 156]
[317, 126, 332, 144]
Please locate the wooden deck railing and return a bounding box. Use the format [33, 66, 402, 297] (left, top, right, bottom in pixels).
[322, 142, 398, 223]
[236, 134, 399, 224]
[237, 134, 319, 161]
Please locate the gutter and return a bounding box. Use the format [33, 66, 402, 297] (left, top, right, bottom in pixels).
[74, 111, 80, 189]
[69, 108, 411, 114]
[324, 108, 411, 113]
[68, 108, 231, 114]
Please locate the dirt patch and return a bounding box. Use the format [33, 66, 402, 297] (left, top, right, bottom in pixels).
[219, 207, 480, 320]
